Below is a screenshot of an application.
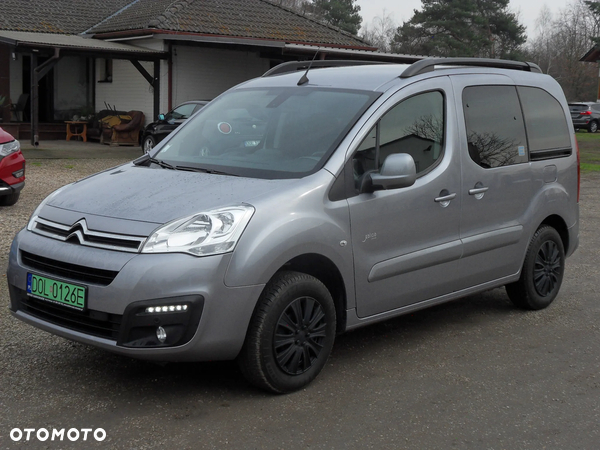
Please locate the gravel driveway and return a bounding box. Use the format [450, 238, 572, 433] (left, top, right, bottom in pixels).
[1, 159, 600, 449]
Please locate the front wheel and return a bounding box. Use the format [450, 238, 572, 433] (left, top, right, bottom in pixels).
[238, 271, 336, 394]
[506, 226, 565, 310]
[142, 135, 156, 153]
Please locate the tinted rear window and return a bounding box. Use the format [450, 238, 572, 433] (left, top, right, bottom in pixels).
[569, 104, 589, 112]
[463, 85, 528, 168]
[519, 87, 571, 152]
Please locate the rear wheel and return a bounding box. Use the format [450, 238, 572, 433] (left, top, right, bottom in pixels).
[506, 226, 565, 310]
[0, 192, 20, 206]
[238, 271, 336, 394]
[588, 120, 598, 133]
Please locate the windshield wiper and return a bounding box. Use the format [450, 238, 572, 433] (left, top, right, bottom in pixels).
[175, 165, 238, 176]
[175, 165, 237, 176]
[132, 153, 176, 170]
[150, 157, 176, 170]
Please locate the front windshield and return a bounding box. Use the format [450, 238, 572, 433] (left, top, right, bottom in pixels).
[154, 87, 377, 179]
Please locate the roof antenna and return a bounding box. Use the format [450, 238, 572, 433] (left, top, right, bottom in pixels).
[297, 48, 320, 86]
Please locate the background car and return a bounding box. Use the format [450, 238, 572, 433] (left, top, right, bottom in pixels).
[568, 102, 600, 132]
[0, 127, 25, 206]
[141, 100, 209, 152]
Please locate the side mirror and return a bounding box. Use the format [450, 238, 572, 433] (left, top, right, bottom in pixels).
[363, 153, 416, 192]
[158, 114, 165, 121]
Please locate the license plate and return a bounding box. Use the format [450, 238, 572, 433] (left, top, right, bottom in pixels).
[27, 273, 87, 310]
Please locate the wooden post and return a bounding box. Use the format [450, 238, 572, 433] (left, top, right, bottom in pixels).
[30, 52, 38, 146]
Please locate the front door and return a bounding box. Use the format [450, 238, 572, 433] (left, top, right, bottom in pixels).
[348, 77, 463, 318]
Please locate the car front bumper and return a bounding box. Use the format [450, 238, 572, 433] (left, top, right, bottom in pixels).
[7, 229, 264, 361]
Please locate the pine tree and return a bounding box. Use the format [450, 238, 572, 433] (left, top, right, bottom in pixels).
[391, 0, 526, 59]
[312, 0, 362, 35]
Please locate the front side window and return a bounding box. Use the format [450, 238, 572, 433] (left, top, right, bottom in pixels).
[155, 87, 377, 179]
[463, 86, 528, 168]
[353, 91, 445, 183]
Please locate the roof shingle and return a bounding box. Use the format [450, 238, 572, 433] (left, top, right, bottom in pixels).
[87, 0, 369, 48]
[0, 0, 134, 34]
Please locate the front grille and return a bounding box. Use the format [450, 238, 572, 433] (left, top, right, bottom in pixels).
[21, 251, 119, 286]
[31, 217, 146, 253]
[16, 288, 121, 340]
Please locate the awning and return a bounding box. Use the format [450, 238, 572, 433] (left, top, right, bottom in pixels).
[0, 30, 167, 60]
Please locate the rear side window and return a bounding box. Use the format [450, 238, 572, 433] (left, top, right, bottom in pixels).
[463, 86, 528, 168]
[518, 87, 571, 159]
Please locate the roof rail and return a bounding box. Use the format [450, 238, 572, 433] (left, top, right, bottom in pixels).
[263, 60, 385, 77]
[400, 58, 543, 78]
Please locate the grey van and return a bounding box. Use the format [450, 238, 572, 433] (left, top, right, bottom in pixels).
[7, 58, 579, 393]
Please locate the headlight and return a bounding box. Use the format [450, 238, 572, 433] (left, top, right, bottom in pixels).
[26, 184, 73, 231]
[0, 139, 20, 157]
[142, 205, 255, 256]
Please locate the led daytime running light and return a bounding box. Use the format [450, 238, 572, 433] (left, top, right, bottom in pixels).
[145, 304, 188, 314]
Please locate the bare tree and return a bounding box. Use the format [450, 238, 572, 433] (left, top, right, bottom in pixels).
[361, 9, 397, 52]
[526, 0, 598, 101]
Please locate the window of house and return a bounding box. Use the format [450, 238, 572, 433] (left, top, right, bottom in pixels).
[517, 86, 571, 156]
[98, 58, 113, 83]
[353, 91, 445, 185]
[463, 85, 528, 168]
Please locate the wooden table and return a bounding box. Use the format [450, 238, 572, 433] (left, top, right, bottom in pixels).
[65, 121, 88, 142]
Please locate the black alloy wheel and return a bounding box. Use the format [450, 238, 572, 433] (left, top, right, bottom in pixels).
[238, 271, 336, 394]
[532, 239, 562, 297]
[274, 296, 327, 375]
[506, 226, 565, 310]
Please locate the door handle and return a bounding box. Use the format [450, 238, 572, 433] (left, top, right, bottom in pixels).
[468, 187, 489, 195]
[434, 193, 457, 202]
[434, 190, 456, 207]
[468, 182, 489, 199]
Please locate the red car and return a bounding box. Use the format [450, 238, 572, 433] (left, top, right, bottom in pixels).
[0, 127, 25, 206]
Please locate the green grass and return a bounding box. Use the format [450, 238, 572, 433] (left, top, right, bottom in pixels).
[575, 131, 600, 172]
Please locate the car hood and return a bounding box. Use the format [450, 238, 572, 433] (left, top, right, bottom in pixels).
[46, 163, 296, 225]
[0, 127, 15, 144]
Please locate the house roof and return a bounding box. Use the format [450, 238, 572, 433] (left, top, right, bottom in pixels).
[86, 0, 372, 49]
[0, 0, 133, 35]
[580, 46, 600, 63]
[0, 30, 167, 59]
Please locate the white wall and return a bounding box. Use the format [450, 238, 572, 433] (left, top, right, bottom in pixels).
[95, 58, 155, 125]
[172, 46, 270, 105]
[95, 41, 271, 125]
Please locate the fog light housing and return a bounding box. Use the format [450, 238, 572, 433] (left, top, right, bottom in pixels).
[118, 295, 204, 348]
[12, 169, 24, 178]
[156, 326, 167, 343]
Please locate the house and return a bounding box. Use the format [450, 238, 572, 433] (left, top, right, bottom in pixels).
[0, 0, 401, 144]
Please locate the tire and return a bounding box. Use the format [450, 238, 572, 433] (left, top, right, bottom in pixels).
[238, 271, 336, 394]
[588, 121, 598, 133]
[142, 135, 156, 153]
[0, 192, 20, 206]
[506, 226, 565, 310]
